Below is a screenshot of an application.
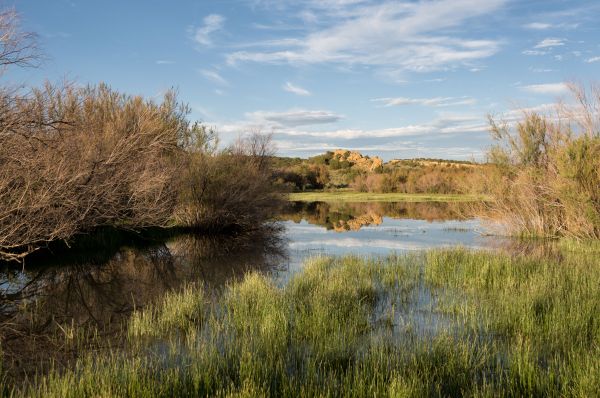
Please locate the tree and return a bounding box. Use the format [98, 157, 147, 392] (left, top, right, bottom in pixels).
[0, 8, 39, 73]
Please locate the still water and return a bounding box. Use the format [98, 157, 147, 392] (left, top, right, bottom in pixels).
[0, 201, 505, 377]
[281, 201, 503, 272]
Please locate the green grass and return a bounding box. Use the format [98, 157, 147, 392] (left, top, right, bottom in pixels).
[8, 247, 600, 397]
[288, 190, 487, 202]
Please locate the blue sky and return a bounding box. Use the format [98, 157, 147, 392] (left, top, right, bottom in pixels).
[8, 0, 600, 160]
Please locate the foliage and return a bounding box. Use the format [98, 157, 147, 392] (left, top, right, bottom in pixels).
[0, 83, 189, 262]
[484, 82, 600, 238]
[274, 152, 489, 195]
[0, 12, 282, 262]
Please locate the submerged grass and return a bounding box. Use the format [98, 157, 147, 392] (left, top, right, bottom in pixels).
[425, 247, 600, 396]
[7, 247, 600, 397]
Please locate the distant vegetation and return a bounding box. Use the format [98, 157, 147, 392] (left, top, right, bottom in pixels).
[272, 149, 491, 195]
[288, 191, 483, 203]
[483, 83, 600, 239]
[274, 83, 600, 241]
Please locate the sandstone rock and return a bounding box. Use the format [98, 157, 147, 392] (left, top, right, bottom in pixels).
[331, 149, 383, 171]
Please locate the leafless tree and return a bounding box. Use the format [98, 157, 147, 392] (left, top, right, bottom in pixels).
[0, 8, 39, 73]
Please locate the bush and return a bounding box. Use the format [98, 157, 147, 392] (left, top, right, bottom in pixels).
[175, 133, 283, 232]
[483, 82, 600, 238]
[555, 135, 600, 237]
[0, 11, 284, 261]
[0, 83, 189, 261]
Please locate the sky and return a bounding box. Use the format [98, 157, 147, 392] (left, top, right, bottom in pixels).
[6, 0, 600, 160]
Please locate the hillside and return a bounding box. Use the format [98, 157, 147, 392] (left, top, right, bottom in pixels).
[272, 150, 489, 194]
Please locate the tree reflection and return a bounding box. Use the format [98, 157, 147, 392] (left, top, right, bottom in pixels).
[0, 228, 286, 380]
[280, 201, 473, 231]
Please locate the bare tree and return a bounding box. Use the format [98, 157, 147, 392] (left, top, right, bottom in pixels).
[0, 8, 39, 73]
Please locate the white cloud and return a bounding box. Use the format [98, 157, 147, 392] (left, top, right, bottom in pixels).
[155, 60, 175, 65]
[283, 82, 311, 96]
[529, 67, 553, 73]
[586, 56, 600, 63]
[246, 109, 342, 127]
[523, 22, 552, 30]
[522, 50, 547, 56]
[215, 112, 485, 141]
[503, 103, 556, 122]
[273, 139, 484, 160]
[281, 116, 488, 140]
[520, 83, 569, 95]
[534, 38, 565, 49]
[523, 21, 580, 30]
[372, 96, 476, 107]
[193, 14, 225, 46]
[227, 0, 506, 73]
[199, 69, 229, 86]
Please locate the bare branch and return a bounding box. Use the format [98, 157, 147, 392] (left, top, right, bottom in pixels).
[0, 8, 40, 74]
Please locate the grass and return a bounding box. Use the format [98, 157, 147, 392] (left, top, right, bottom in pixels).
[6, 246, 600, 397]
[288, 190, 487, 203]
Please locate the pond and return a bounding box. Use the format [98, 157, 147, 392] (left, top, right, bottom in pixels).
[0, 200, 508, 379]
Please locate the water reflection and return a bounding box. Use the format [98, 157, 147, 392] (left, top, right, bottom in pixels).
[0, 231, 286, 379]
[281, 201, 472, 231]
[279, 201, 500, 272]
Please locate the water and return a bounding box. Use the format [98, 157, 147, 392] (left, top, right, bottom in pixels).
[280, 201, 503, 272]
[0, 201, 503, 328]
[0, 200, 507, 377]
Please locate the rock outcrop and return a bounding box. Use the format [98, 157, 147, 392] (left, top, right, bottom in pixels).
[331, 149, 383, 172]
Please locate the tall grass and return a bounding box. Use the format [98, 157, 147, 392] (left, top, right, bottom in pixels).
[9, 247, 599, 397]
[425, 247, 600, 396]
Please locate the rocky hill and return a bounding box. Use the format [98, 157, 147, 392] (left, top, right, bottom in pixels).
[330, 149, 383, 172]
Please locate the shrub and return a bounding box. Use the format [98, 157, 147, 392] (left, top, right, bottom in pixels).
[0, 83, 189, 261]
[175, 133, 283, 232]
[483, 82, 600, 238]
